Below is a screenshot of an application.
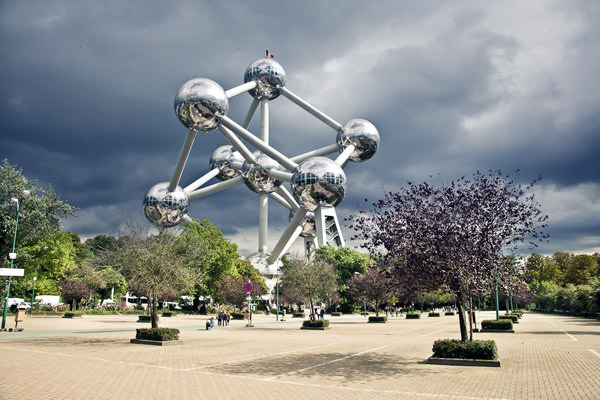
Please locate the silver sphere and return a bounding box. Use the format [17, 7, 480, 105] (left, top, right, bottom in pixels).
[143, 182, 189, 228]
[247, 252, 282, 276]
[289, 210, 316, 237]
[242, 152, 285, 194]
[174, 78, 229, 132]
[291, 156, 347, 212]
[209, 145, 244, 181]
[337, 119, 380, 162]
[244, 58, 286, 100]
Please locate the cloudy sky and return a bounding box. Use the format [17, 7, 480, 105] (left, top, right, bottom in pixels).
[1, 1, 598, 257]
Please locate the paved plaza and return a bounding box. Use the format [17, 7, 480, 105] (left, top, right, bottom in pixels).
[1, 311, 599, 399]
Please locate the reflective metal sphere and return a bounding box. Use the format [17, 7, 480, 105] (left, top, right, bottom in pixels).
[242, 152, 285, 194]
[243, 58, 286, 100]
[337, 119, 380, 162]
[290, 156, 347, 212]
[209, 145, 244, 181]
[174, 78, 229, 132]
[247, 252, 282, 276]
[143, 182, 189, 228]
[289, 210, 316, 237]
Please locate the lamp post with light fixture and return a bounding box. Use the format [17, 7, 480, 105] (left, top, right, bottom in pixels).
[1, 190, 30, 331]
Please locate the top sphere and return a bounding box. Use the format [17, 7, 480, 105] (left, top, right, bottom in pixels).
[174, 78, 229, 132]
[290, 156, 347, 212]
[244, 58, 286, 100]
[337, 119, 380, 162]
[210, 145, 244, 181]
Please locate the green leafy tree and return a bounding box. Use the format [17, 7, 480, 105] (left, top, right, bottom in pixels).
[177, 219, 240, 298]
[525, 253, 562, 284]
[280, 258, 338, 320]
[95, 267, 128, 301]
[0, 159, 76, 265]
[563, 255, 598, 285]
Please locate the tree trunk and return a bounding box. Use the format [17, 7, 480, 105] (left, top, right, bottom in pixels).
[309, 299, 315, 321]
[456, 294, 468, 342]
[375, 300, 379, 317]
[468, 295, 473, 342]
[505, 298, 510, 314]
[151, 298, 159, 329]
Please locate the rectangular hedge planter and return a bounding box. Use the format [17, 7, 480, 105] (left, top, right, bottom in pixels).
[135, 328, 180, 341]
[428, 312, 441, 317]
[368, 316, 387, 323]
[481, 319, 514, 332]
[137, 315, 157, 323]
[301, 320, 330, 330]
[432, 339, 498, 361]
[405, 313, 421, 319]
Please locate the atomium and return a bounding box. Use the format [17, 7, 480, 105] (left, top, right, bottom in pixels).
[144, 55, 379, 273]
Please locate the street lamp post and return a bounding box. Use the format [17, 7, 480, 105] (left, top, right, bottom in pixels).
[2, 190, 30, 331]
[276, 271, 279, 322]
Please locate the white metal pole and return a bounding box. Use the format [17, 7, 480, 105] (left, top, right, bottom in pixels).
[276, 187, 300, 211]
[225, 81, 257, 99]
[218, 125, 257, 163]
[219, 116, 298, 172]
[187, 176, 244, 200]
[259, 194, 268, 254]
[267, 169, 293, 182]
[242, 98, 260, 128]
[261, 99, 269, 143]
[268, 192, 293, 210]
[168, 129, 197, 191]
[279, 87, 343, 132]
[335, 144, 356, 167]
[291, 143, 339, 163]
[267, 208, 307, 264]
[184, 168, 221, 193]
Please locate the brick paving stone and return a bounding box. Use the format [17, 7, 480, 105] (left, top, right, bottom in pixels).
[0, 311, 599, 399]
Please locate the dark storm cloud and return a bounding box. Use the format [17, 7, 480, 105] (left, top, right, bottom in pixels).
[1, 1, 599, 254]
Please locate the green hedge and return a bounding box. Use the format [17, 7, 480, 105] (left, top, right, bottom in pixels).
[292, 312, 304, 318]
[331, 312, 342, 316]
[432, 339, 498, 360]
[481, 319, 513, 330]
[502, 314, 519, 323]
[445, 311, 455, 316]
[231, 312, 245, 320]
[302, 319, 329, 328]
[406, 312, 421, 319]
[161, 312, 174, 317]
[137, 315, 157, 322]
[136, 328, 180, 341]
[428, 312, 440, 317]
[63, 311, 83, 318]
[368, 316, 387, 323]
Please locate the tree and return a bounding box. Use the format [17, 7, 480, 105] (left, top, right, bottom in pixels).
[59, 279, 92, 311]
[0, 159, 76, 265]
[280, 258, 338, 320]
[524, 253, 561, 285]
[563, 254, 598, 285]
[110, 229, 202, 328]
[95, 267, 128, 301]
[177, 219, 240, 299]
[314, 246, 372, 312]
[349, 170, 548, 341]
[348, 266, 396, 316]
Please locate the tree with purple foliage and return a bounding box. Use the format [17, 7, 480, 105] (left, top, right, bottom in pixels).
[58, 279, 92, 311]
[348, 265, 396, 317]
[349, 170, 548, 342]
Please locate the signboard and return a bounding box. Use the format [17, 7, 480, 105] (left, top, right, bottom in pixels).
[0, 268, 24, 277]
[244, 282, 253, 293]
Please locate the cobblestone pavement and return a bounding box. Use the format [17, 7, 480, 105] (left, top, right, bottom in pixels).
[1, 311, 599, 399]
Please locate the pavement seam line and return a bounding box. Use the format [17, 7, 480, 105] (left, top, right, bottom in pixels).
[264, 344, 391, 381]
[589, 349, 600, 360]
[560, 329, 577, 341]
[183, 342, 337, 371]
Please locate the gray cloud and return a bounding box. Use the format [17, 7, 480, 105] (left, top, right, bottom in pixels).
[1, 0, 598, 256]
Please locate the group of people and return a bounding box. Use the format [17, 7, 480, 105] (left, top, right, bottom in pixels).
[205, 309, 230, 330]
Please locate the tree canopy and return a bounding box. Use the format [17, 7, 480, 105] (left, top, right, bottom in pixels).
[349, 170, 548, 341]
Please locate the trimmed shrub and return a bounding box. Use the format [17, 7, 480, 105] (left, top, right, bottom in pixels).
[231, 312, 245, 320]
[331, 312, 342, 316]
[137, 315, 157, 322]
[445, 311, 455, 316]
[406, 312, 421, 319]
[136, 328, 180, 341]
[428, 312, 440, 317]
[481, 319, 513, 330]
[292, 312, 304, 318]
[360, 311, 369, 316]
[302, 319, 330, 328]
[368, 316, 387, 323]
[63, 311, 82, 318]
[161, 312, 174, 317]
[432, 339, 498, 360]
[502, 314, 519, 323]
